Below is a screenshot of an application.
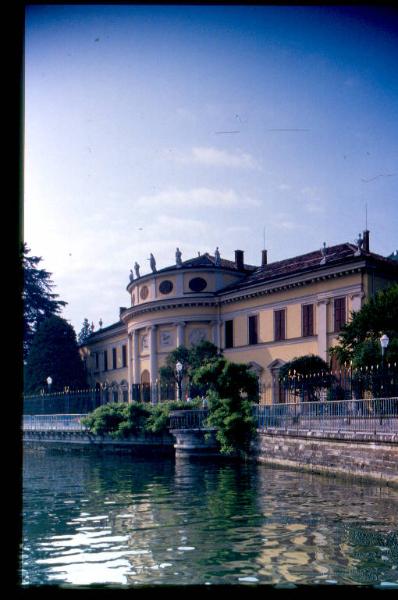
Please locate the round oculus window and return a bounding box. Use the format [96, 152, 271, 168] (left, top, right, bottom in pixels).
[140, 285, 149, 300]
[159, 280, 173, 295]
[189, 277, 207, 292]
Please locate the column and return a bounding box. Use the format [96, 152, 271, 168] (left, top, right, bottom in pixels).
[132, 329, 140, 385]
[316, 298, 330, 362]
[127, 332, 132, 402]
[149, 325, 158, 403]
[175, 321, 186, 347]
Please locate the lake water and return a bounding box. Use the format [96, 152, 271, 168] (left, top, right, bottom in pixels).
[21, 449, 398, 588]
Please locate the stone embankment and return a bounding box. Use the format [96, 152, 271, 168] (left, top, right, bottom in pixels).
[251, 429, 398, 487]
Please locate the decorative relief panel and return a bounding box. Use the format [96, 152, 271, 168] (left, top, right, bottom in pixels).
[160, 330, 174, 347]
[141, 334, 149, 352]
[140, 285, 149, 300]
[188, 328, 207, 345]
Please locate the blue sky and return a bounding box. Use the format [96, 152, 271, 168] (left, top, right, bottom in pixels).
[24, 5, 398, 333]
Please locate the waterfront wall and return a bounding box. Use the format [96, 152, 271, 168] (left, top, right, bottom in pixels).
[251, 429, 398, 487]
[23, 430, 175, 456]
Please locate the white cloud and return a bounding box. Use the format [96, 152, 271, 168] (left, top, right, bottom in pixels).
[134, 187, 260, 209]
[300, 186, 325, 214]
[172, 146, 261, 170]
[277, 183, 291, 191]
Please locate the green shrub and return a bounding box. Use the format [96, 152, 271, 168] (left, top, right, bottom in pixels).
[205, 390, 257, 458]
[81, 402, 150, 439]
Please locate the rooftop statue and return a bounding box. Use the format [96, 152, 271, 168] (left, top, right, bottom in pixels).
[129, 269, 134, 282]
[214, 246, 221, 266]
[134, 262, 140, 278]
[354, 233, 364, 256]
[320, 242, 327, 265]
[150, 253, 157, 273]
[176, 247, 182, 267]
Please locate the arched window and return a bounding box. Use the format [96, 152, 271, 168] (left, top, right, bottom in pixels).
[111, 381, 119, 403]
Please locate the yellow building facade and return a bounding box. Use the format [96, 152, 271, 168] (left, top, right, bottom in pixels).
[82, 231, 398, 404]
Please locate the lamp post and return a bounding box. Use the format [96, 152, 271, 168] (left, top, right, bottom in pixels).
[380, 334, 389, 360]
[176, 361, 183, 402]
[46, 376, 53, 394]
[380, 334, 390, 400]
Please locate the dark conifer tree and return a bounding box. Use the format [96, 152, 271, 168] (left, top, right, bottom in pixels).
[22, 243, 67, 359]
[24, 315, 86, 393]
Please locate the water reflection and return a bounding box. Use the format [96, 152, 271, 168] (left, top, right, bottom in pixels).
[22, 450, 398, 587]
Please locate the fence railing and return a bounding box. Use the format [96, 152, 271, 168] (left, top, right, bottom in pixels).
[23, 382, 208, 415]
[23, 414, 88, 431]
[258, 363, 398, 405]
[255, 397, 398, 434]
[169, 409, 210, 430]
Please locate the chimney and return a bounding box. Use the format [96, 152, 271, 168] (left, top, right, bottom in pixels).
[235, 249, 244, 270]
[261, 249, 268, 266]
[363, 230, 370, 253]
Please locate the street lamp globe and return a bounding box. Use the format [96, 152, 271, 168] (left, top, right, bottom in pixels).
[380, 334, 389, 356]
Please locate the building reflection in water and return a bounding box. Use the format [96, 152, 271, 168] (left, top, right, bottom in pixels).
[22, 450, 398, 587]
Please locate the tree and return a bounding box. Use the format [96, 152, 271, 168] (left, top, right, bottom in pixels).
[330, 283, 398, 366]
[159, 340, 220, 394]
[278, 355, 332, 402]
[22, 243, 67, 359]
[192, 357, 259, 457]
[24, 315, 87, 393]
[192, 357, 259, 403]
[78, 318, 95, 346]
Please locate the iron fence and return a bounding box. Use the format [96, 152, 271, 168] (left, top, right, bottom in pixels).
[258, 363, 398, 404]
[169, 409, 210, 430]
[23, 382, 209, 415]
[23, 414, 88, 431]
[255, 397, 398, 434]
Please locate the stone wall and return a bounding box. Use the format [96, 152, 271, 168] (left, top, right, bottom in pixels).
[23, 430, 175, 456]
[252, 429, 398, 487]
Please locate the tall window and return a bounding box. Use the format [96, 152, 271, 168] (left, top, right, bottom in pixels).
[248, 315, 258, 345]
[103, 350, 108, 372]
[274, 309, 286, 341]
[334, 297, 346, 332]
[302, 304, 314, 337]
[94, 352, 99, 370]
[112, 348, 117, 370]
[122, 345, 127, 368]
[225, 319, 234, 348]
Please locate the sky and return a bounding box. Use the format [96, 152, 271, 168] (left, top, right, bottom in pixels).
[24, 5, 398, 334]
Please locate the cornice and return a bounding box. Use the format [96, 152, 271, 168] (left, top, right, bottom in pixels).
[219, 262, 365, 305]
[121, 296, 219, 322]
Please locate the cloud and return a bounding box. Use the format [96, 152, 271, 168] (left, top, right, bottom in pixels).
[300, 186, 325, 214]
[277, 183, 291, 191]
[172, 146, 261, 170]
[134, 187, 260, 209]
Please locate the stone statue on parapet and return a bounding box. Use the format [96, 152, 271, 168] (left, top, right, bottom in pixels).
[320, 242, 327, 265]
[134, 262, 140, 278]
[214, 246, 221, 266]
[129, 269, 134, 282]
[149, 253, 156, 272]
[354, 233, 363, 256]
[176, 247, 182, 267]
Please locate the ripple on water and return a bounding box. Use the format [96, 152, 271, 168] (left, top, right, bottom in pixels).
[22, 452, 398, 587]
